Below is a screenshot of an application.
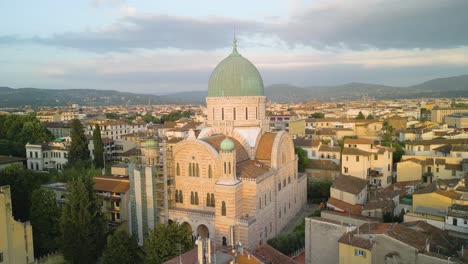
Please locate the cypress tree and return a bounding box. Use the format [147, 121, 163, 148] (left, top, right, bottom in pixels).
[60, 173, 106, 263]
[68, 119, 89, 166]
[93, 124, 104, 168]
[30, 189, 60, 257]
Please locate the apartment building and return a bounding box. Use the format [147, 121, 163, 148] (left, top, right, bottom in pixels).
[84, 119, 147, 140]
[341, 138, 393, 188]
[397, 156, 464, 183]
[431, 107, 468, 123]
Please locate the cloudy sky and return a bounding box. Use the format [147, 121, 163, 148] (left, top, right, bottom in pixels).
[1, 0, 467, 94]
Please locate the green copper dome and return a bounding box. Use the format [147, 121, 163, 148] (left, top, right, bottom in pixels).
[220, 137, 235, 152]
[208, 38, 264, 97]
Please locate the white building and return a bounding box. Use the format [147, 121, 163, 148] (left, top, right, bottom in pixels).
[25, 140, 69, 171]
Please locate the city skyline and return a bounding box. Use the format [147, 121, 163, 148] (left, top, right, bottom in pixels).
[1, 0, 467, 94]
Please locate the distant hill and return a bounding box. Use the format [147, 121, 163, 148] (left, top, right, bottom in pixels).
[1, 75, 467, 107]
[0, 87, 182, 107]
[167, 75, 468, 103]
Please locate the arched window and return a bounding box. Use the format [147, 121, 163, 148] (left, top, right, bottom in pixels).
[196, 163, 200, 177]
[179, 191, 183, 203]
[259, 197, 262, 209]
[221, 201, 226, 216]
[222, 108, 224, 120]
[206, 193, 210, 206]
[233, 108, 236, 120]
[228, 162, 231, 174]
[245, 107, 248, 120]
[189, 163, 192, 176]
[175, 190, 179, 202]
[176, 163, 180, 176]
[211, 193, 215, 207]
[195, 192, 199, 205]
[208, 165, 212, 178]
[224, 162, 227, 174]
[191, 192, 194, 205]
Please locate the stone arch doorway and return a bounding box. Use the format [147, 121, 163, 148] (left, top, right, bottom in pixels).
[197, 224, 209, 239]
[181, 222, 193, 240]
[168, 219, 174, 225]
[222, 236, 227, 246]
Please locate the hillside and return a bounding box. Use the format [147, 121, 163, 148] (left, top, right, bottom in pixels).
[0, 87, 177, 107]
[1, 75, 467, 107]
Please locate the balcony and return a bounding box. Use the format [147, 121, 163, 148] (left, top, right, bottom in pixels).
[169, 207, 215, 219]
[106, 206, 120, 213]
[236, 215, 256, 226]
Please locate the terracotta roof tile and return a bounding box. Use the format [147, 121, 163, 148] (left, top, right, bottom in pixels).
[253, 244, 298, 264]
[200, 135, 250, 163]
[93, 177, 129, 193]
[255, 133, 277, 160]
[332, 175, 368, 195]
[344, 138, 375, 145]
[307, 159, 341, 171]
[327, 197, 362, 215]
[318, 145, 341, 152]
[338, 233, 374, 250]
[237, 160, 270, 179]
[342, 147, 372, 156]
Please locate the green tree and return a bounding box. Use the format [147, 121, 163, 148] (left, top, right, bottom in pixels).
[294, 146, 309, 173]
[142, 114, 160, 123]
[144, 222, 193, 264]
[30, 189, 61, 257]
[355, 111, 365, 120]
[0, 114, 54, 157]
[60, 172, 106, 264]
[310, 112, 324, 118]
[307, 179, 332, 202]
[105, 113, 120, 119]
[0, 165, 52, 220]
[101, 230, 142, 264]
[366, 114, 375, 119]
[68, 119, 89, 166]
[93, 124, 104, 169]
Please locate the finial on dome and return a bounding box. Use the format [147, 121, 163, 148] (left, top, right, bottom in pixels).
[232, 32, 239, 55]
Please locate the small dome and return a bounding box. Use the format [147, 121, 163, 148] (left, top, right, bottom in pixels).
[220, 137, 235, 152]
[208, 37, 264, 97]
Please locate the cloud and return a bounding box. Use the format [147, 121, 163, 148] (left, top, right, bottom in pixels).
[91, 0, 126, 7]
[1, 0, 466, 52]
[120, 6, 137, 16]
[277, 0, 468, 49]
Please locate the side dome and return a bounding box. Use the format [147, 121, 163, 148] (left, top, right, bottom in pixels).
[220, 137, 235, 152]
[208, 38, 264, 97]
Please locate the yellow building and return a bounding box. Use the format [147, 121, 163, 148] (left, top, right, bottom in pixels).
[0, 185, 34, 264]
[288, 117, 305, 137]
[338, 240, 372, 264]
[410, 184, 468, 224]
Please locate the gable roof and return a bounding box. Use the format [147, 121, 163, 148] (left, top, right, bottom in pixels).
[332, 175, 368, 195]
[252, 244, 298, 264]
[342, 147, 372, 156]
[327, 197, 363, 215]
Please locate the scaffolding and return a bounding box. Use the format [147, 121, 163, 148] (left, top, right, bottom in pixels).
[133, 135, 174, 225]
